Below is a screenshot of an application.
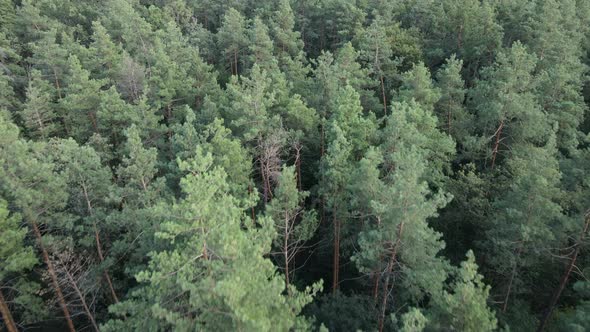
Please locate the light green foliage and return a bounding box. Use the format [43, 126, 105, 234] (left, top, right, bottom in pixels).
[117, 125, 167, 208]
[19, 70, 58, 139]
[266, 166, 318, 283]
[400, 308, 428, 332]
[485, 136, 563, 307]
[105, 149, 319, 331]
[435, 55, 469, 141]
[468, 42, 549, 164]
[0, 200, 36, 281]
[396, 62, 441, 113]
[217, 8, 248, 76]
[431, 250, 497, 331]
[352, 101, 452, 310]
[0, 198, 44, 325]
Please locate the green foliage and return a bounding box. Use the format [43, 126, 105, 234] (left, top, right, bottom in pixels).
[2, 1, 590, 330]
[431, 250, 497, 331]
[105, 149, 319, 331]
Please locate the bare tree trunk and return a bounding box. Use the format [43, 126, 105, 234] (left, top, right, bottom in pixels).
[378, 222, 404, 332]
[31, 221, 76, 332]
[284, 210, 291, 292]
[332, 215, 340, 294]
[248, 185, 256, 222]
[82, 184, 119, 303]
[502, 245, 523, 313]
[491, 120, 504, 170]
[537, 213, 590, 331]
[62, 265, 100, 332]
[380, 75, 387, 116]
[294, 144, 302, 191]
[0, 289, 18, 332]
[447, 103, 452, 135]
[234, 49, 238, 76]
[372, 271, 380, 301]
[260, 158, 269, 203]
[53, 68, 62, 99]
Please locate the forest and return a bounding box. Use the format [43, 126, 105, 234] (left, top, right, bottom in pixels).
[0, 0, 590, 331]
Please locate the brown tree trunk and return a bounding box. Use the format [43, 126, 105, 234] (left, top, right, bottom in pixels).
[380, 75, 387, 116]
[537, 213, 590, 331]
[284, 210, 291, 292]
[491, 120, 504, 170]
[0, 289, 18, 332]
[332, 215, 340, 294]
[378, 221, 404, 332]
[447, 104, 452, 135]
[502, 245, 523, 313]
[31, 221, 76, 332]
[294, 145, 302, 190]
[62, 265, 100, 332]
[234, 50, 238, 76]
[82, 184, 119, 303]
[260, 158, 269, 203]
[53, 68, 62, 99]
[248, 185, 256, 222]
[372, 271, 380, 301]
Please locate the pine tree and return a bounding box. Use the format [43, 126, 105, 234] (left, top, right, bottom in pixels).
[60, 55, 106, 141]
[435, 55, 468, 141]
[104, 149, 319, 331]
[351, 101, 452, 332]
[19, 70, 59, 139]
[49, 139, 120, 303]
[484, 137, 563, 313]
[468, 42, 549, 169]
[396, 62, 441, 113]
[266, 166, 318, 289]
[430, 250, 497, 331]
[85, 20, 124, 81]
[0, 115, 75, 332]
[0, 198, 40, 332]
[217, 8, 248, 76]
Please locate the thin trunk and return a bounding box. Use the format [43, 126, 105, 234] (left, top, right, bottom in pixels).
[372, 216, 383, 302]
[34, 108, 47, 139]
[372, 271, 380, 301]
[380, 75, 387, 116]
[62, 265, 100, 332]
[332, 214, 340, 294]
[82, 185, 119, 303]
[378, 222, 405, 332]
[260, 158, 269, 203]
[248, 185, 256, 222]
[491, 120, 504, 170]
[295, 145, 302, 190]
[502, 245, 523, 313]
[447, 104, 452, 135]
[0, 289, 18, 332]
[53, 68, 62, 99]
[89, 112, 98, 133]
[537, 214, 590, 331]
[31, 221, 76, 332]
[234, 49, 238, 76]
[284, 210, 291, 292]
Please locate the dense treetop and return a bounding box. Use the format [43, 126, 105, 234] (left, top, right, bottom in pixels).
[0, 0, 589, 331]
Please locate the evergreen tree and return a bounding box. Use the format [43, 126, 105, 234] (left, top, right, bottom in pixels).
[435, 55, 469, 141]
[430, 250, 497, 331]
[0, 198, 41, 332]
[266, 166, 318, 289]
[19, 70, 59, 139]
[105, 149, 319, 331]
[217, 8, 248, 76]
